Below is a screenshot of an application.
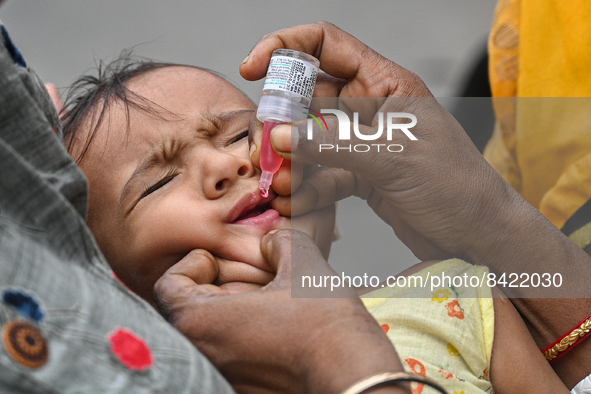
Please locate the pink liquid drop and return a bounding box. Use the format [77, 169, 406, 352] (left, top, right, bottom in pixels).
[259, 120, 285, 197]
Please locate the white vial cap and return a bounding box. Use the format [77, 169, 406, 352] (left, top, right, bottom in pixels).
[256, 95, 308, 124]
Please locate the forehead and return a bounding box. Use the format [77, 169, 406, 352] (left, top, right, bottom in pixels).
[76, 66, 254, 158]
[127, 66, 253, 113]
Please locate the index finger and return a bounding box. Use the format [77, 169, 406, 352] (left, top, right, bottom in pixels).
[240, 22, 368, 81]
[240, 22, 431, 98]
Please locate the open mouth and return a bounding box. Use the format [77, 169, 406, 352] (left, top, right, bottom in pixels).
[233, 202, 271, 222]
[228, 190, 280, 229]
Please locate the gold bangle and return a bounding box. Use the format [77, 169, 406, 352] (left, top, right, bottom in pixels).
[340, 371, 448, 394]
[542, 313, 591, 362]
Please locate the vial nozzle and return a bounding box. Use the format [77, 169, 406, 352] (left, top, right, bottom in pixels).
[258, 121, 284, 197]
[259, 171, 274, 198]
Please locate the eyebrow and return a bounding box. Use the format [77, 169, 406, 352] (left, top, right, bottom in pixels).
[202, 109, 254, 134]
[119, 109, 254, 210]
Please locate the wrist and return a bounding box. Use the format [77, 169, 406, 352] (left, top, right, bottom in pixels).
[300, 308, 407, 394]
[461, 170, 591, 341]
[468, 182, 591, 296]
[340, 371, 447, 394]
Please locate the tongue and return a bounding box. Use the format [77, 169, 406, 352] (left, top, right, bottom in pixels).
[237, 206, 266, 221]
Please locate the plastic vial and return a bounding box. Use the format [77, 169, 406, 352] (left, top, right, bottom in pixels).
[256, 49, 320, 197]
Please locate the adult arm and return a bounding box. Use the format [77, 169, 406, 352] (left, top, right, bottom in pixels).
[242, 22, 591, 387]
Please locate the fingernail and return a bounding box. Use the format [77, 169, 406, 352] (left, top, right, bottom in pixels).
[271, 124, 298, 153]
[249, 143, 257, 159]
[240, 54, 249, 66]
[261, 229, 280, 246]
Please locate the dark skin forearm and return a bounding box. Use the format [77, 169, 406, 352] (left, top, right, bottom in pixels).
[467, 185, 591, 388]
[242, 21, 591, 387]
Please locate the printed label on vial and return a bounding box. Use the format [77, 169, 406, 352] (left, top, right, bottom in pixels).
[263, 56, 318, 99]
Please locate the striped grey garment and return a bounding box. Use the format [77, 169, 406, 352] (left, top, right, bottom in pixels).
[0, 22, 234, 394]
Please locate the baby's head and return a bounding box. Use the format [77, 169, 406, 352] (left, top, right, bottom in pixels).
[62, 57, 334, 305]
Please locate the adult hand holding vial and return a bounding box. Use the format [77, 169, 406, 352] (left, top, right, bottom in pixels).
[256, 49, 319, 197]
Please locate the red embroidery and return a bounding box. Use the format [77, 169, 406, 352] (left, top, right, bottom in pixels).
[109, 328, 153, 370]
[405, 358, 426, 394]
[381, 324, 390, 333]
[445, 300, 465, 319]
[439, 369, 453, 379]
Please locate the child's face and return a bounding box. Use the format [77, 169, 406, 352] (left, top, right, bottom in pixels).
[75, 66, 335, 304]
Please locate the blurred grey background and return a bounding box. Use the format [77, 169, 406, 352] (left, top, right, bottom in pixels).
[0, 0, 497, 279]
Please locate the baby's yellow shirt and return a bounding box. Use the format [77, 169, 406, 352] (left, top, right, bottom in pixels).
[362, 259, 494, 394]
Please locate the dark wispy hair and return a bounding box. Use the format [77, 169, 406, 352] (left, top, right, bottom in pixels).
[61, 51, 231, 163]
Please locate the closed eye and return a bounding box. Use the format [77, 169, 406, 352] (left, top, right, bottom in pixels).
[141, 174, 175, 199]
[228, 130, 249, 145]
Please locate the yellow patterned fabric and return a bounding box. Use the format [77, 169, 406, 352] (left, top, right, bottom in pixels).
[485, 0, 591, 230]
[570, 221, 591, 250]
[362, 260, 494, 394]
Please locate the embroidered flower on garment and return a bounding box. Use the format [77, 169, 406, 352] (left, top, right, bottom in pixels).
[447, 342, 461, 357]
[405, 358, 426, 394]
[431, 289, 451, 303]
[109, 328, 153, 370]
[445, 300, 465, 319]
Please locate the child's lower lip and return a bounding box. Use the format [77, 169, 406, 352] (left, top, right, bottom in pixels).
[232, 209, 281, 229]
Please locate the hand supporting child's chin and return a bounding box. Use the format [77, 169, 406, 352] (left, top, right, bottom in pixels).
[154, 249, 271, 303]
[157, 204, 336, 298]
[213, 255, 275, 289]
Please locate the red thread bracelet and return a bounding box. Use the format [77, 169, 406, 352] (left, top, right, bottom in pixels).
[542, 312, 591, 362]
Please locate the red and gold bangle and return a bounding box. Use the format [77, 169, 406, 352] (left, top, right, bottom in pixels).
[543, 313, 591, 362]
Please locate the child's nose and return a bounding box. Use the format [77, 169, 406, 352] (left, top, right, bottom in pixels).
[203, 153, 254, 199]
